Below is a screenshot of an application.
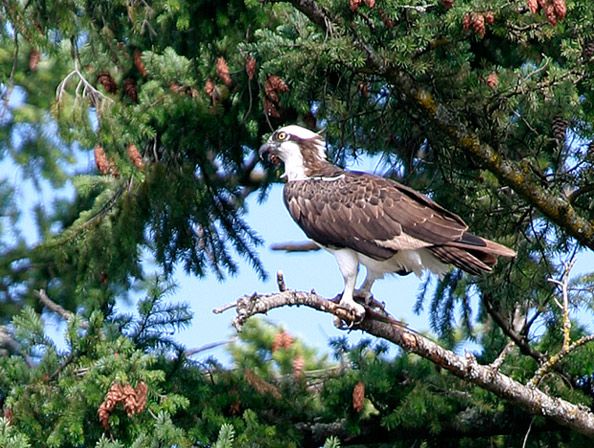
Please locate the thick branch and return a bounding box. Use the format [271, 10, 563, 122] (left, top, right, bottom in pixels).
[216, 290, 594, 438]
[276, 0, 594, 250]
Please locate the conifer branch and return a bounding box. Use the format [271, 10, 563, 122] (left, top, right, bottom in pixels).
[219, 289, 594, 438]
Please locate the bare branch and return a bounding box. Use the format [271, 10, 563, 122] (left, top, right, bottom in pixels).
[270, 240, 321, 252]
[217, 289, 594, 438]
[35, 289, 88, 329]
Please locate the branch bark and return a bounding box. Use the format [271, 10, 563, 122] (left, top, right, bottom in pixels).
[215, 290, 594, 438]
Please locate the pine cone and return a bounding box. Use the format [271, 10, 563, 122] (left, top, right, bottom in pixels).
[552, 0, 566, 20]
[244, 369, 281, 399]
[123, 78, 138, 102]
[204, 79, 215, 97]
[264, 98, 280, 118]
[472, 13, 486, 38]
[462, 14, 471, 31]
[133, 49, 148, 77]
[363, 0, 375, 7]
[265, 75, 289, 95]
[527, 0, 539, 14]
[245, 55, 256, 81]
[352, 381, 365, 413]
[127, 143, 144, 169]
[441, 0, 454, 9]
[544, 3, 557, 26]
[133, 382, 148, 414]
[272, 330, 294, 352]
[293, 356, 305, 379]
[350, 0, 362, 12]
[486, 72, 499, 88]
[484, 11, 495, 24]
[552, 116, 568, 143]
[216, 57, 233, 87]
[263, 75, 289, 117]
[29, 49, 41, 71]
[94, 145, 110, 175]
[97, 72, 117, 93]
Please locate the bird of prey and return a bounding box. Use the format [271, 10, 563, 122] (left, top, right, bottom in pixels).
[259, 125, 516, 319]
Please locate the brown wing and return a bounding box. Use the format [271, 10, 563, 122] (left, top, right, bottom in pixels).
[283, 171, 470, 261]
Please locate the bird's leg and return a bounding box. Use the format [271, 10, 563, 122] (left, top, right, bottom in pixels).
[355, 271, 387, 312]
[354, 271, 378, 305]
[332, 249, 365, 320]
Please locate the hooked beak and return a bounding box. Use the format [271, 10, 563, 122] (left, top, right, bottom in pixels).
[258, 142, 281, 165]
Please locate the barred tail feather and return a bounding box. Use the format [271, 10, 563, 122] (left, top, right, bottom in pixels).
[428, 236, 515, 275]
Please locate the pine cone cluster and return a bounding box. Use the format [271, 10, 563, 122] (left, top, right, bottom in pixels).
[527, 0, 566, 26]
[463, 11, 495, 38]
[352, 381, 365, 413]
[245, 55, 257, 81]
[216, 57, 233, 87]
[98, 381, 148, 430]
[263, 75, 289, 118]
[272, 330, 294, 352]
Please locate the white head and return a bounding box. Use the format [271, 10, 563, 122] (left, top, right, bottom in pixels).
[258, 125, 327, 181]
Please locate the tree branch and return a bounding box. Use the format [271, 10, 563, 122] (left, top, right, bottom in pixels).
[216, 289, 594, 438]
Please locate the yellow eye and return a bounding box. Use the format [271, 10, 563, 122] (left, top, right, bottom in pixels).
[276, 131, 287, 141]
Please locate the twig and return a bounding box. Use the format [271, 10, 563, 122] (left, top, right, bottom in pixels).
[522, 417, 535, 448]
[529, 334, 594, 387]
[547, 257, 577, 351]
[276, 270, 287, 292]
[490, 341, 515, 372]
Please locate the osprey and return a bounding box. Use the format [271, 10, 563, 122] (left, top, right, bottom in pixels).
[259, 125, 516, 319]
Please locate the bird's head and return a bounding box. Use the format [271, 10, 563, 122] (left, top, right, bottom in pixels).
[258, 125, 328, 181]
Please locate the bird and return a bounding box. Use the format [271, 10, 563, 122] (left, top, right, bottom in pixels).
[259, 125, 516, 319]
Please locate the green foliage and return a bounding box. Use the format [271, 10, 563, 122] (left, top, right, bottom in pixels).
[1, 0, 594, 446]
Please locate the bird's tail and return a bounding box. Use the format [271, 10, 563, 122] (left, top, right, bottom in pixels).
[428, 232, 516, 275]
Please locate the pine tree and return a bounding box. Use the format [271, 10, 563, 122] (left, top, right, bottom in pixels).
[1, 0, 594, 446]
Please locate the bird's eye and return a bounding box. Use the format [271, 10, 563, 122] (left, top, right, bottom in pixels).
[276, 131, 287, 141]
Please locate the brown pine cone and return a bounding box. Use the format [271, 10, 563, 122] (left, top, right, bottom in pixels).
[352, 381, 365, 413]
[216, 57, 233, 86]
[29, 49, 41, 71]
[97, 72, 117, 93]
[123, 78, 138, 102]
[133, 49, 148, 77]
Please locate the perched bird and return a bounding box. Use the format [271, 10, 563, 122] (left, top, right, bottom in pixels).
[259, 125, 516, 319]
